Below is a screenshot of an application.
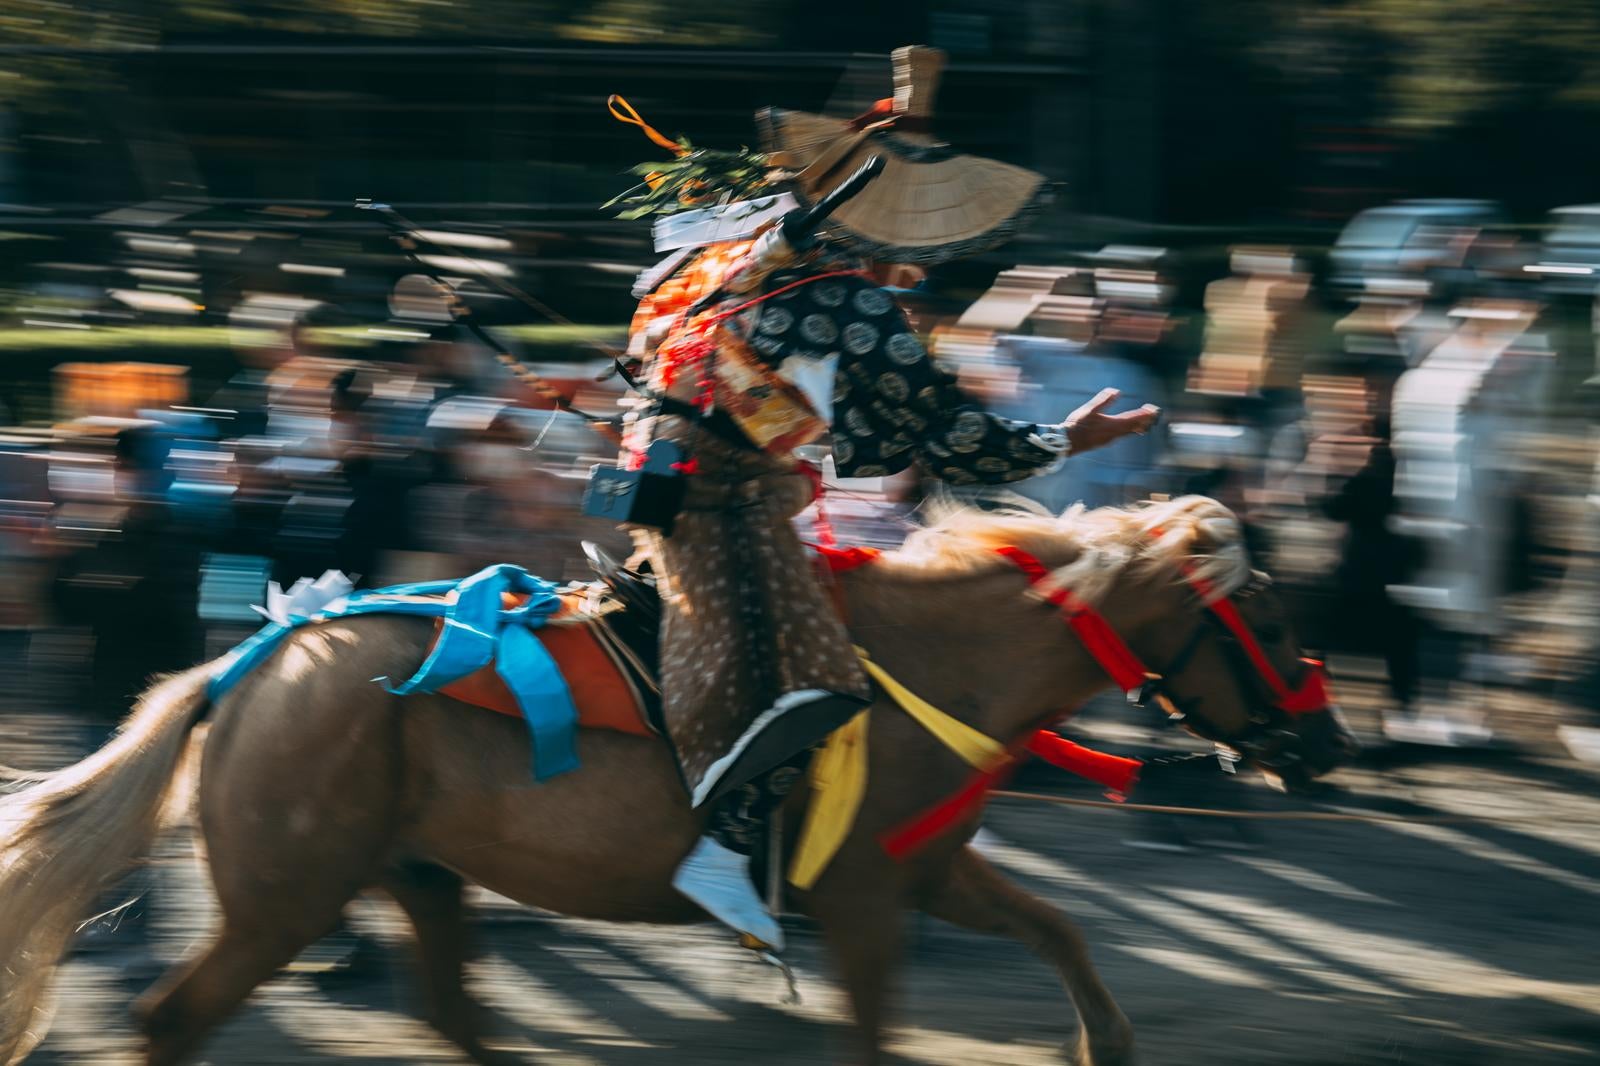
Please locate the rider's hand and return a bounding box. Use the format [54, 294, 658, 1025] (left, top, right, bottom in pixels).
[1064, 388, 1160, 455]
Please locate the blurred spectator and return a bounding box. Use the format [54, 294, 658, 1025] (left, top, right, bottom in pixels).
[214, 301, 345, 438]
[1186, 461, 1273, 570]
[1391, 300, 1550, 634]
[1386, 298, 1552, 741]
[940, 269, 1165, 512]
[1319, 417, 1425, 714]
[992, 320, 1164, 512]
[1333, 277, 1431, 418]
[1089, 245, 1192, 393]
[1192, 247, 1314, 418]
[50, 426, 202, 722]
[413, 399, 614, 582]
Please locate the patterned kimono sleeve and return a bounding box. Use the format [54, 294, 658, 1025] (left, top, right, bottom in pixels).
[830, 302, 1069, 486]
[903, 350, 1070, 485]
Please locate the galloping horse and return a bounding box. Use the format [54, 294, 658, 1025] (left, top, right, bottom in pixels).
[0, 496, 1355, 1066]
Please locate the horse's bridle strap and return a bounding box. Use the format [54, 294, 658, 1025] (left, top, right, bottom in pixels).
[1198, 589, 1328, 713]
[992, 545, 1153, 694]
[995, 544, 1329, 717]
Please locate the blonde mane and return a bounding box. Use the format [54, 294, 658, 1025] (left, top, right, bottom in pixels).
[888, 495, 1254, 607]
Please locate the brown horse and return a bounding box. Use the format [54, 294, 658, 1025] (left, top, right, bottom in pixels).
[0, 496, 1355, 1066]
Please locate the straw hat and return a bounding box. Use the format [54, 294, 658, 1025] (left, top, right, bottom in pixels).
[756, 46, 1048, 265]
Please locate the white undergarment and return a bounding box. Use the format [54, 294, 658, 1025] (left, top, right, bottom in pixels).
[778, 351, 841, 424]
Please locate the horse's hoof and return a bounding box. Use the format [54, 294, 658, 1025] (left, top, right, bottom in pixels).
[462, 1042, 531, 1066]
[1071, 1026, 1136, 1066]
[114, 953, 168, 986]
[439, 1033, 530, 1066]
[427, 1006, 528, 1066]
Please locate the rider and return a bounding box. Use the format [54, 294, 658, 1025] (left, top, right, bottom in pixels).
[613, 47, 1160, 950]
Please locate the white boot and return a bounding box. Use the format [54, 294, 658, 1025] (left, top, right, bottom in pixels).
[671, 836, 784, 951]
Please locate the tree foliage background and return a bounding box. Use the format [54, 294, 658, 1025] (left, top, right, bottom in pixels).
[6, 0, 1594, 132]
[0, 0, 785, 115]
[1219, 0, 1600, 132]
[4, 0, 1600, 219]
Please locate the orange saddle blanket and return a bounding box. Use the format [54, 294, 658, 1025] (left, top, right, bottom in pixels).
[430, 591, 655, 738]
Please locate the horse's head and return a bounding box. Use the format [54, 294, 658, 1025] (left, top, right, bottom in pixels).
[1078, 497, 1359, 792]
[901, 495, 1358, 792]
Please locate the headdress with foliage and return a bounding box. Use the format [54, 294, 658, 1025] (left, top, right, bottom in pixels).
[602, 95, 773, 220]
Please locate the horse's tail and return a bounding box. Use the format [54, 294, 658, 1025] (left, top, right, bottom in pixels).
[0, 665, 212, 1065]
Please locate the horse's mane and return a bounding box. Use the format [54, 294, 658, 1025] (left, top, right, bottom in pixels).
[886, 494, 1253, 607]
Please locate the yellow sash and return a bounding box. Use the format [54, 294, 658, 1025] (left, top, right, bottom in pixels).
[788, 648, 1009, 889]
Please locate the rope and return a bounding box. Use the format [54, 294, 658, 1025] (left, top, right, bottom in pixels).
[481, 349, 622, 444]
[988, 789, 1600, 826]
[670, 268, 869, 341]
[607, 95, 687, 156]
[357, 200, 625, 443]
[363, 202, 631, 360]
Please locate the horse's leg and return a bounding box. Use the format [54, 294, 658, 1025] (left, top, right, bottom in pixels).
[382, 862, 521, 1066]
[922, 846, 1134, 1066]
[135, 915, 346, 1066]
[811, 887, 904, 1065]
[137, 621, 413, 1064]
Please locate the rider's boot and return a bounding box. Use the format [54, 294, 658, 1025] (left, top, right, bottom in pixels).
[672, 766, 803, 951]
[671, 835, 784, 951]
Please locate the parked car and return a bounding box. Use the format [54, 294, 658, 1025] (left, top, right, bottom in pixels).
[1329, 199, 1506, 296]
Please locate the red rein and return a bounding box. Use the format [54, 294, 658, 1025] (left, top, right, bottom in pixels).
[1202, 595, 1331, 714]
[992, 545, 1152, 693]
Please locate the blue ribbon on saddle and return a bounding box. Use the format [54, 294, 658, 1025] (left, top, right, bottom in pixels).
[208, 564, 581, 780]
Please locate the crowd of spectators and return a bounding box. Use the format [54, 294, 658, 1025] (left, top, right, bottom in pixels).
[5, 223, 1600, 758]
[0, 315, 629, 724]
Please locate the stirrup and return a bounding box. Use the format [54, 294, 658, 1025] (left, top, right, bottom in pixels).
[672, 837, 785, 950]
[740, 935, 801, 1006]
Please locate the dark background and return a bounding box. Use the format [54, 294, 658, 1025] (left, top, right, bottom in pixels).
[7, 1, 1600, 227]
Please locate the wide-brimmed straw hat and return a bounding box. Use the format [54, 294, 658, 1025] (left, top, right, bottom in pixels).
[756, 46, 1048, 265]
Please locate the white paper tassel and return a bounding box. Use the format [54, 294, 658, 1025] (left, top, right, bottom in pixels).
[253, 570, 354, 626]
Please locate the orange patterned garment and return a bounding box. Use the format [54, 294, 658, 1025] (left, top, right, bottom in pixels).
[627, 239, 757, 359]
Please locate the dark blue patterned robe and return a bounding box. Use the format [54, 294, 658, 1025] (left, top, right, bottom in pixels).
[724, 267, 1069, 484]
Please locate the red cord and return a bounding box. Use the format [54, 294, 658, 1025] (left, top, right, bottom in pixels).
[802, 464, 838, 548]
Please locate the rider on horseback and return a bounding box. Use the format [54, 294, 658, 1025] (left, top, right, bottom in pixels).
[613, 47, 1160, 951]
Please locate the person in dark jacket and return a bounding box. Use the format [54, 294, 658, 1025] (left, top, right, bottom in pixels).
[53, 428, 202, 725]
[1321, 417, 1424, 711]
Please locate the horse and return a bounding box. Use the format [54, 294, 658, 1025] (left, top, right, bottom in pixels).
[0, 495, 1356, 1066]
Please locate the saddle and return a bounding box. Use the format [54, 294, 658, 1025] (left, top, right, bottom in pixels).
[432, 558, 665, 739]
[582, 541, 662, 649]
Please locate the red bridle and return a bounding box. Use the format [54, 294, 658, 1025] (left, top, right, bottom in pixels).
[813, 540, 1334, 862]
[992, 545, 1331, 716]
[1193, 582, 1332, 713]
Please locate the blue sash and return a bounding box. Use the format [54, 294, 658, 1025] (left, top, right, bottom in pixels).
[208, 564, 580, 780]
